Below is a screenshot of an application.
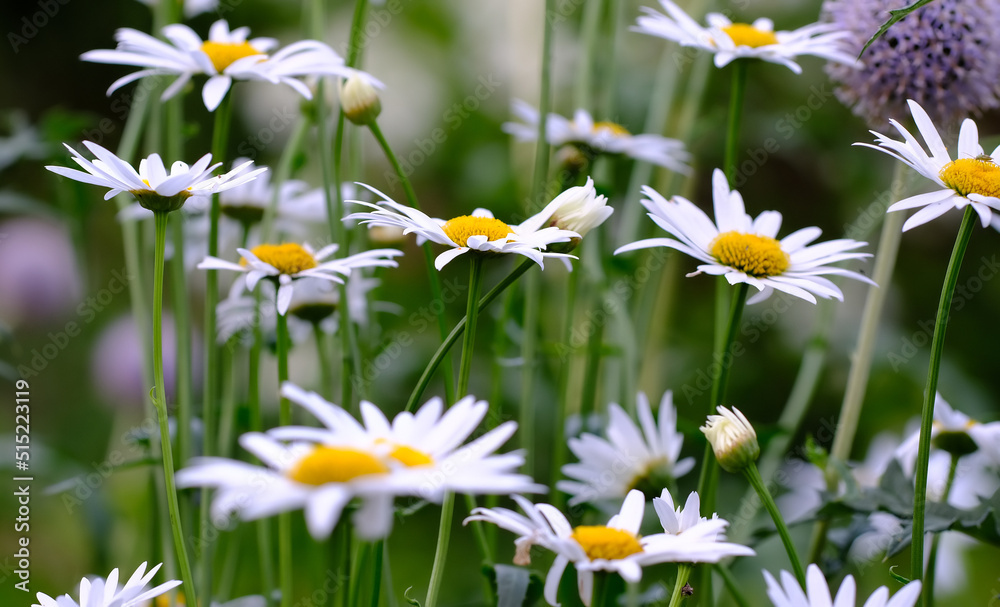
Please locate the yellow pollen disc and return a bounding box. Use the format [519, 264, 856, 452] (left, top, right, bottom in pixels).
[201, 40, 264, 72]
[570, 526, 643, 561]
[722, 23, 778, 48]
[593, 121, 630, 137]
[939, 157, 1000, 199]
[441, 216, 513, 247]
[389, 445, 434, 467]
[710, 231, 789, 277]
[242, 243, 318, 274]
[288, 446, 388, 485]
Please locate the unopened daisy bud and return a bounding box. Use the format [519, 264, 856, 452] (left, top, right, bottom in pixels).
[701, 406, 759, 473]
[340, 74, 382, 125]
[537, 177, 612, 253]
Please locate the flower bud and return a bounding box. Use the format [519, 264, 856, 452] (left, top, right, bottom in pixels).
[340, 74, 382, 125]
[539, 177, 613, 253]
[701, 406, 759, 473]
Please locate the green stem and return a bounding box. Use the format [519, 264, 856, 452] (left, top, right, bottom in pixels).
[314, 322, 335, 400]
[912, 205, 976, 597]
[550, 266, 580, 508]
[667, 564, 692, 607]
[519, 270, 540, 474]
[369, 540, 384, 607]
[591, 572, 613, 607]
[697, 281, 750, 509]
[457, 257, 485, 397]
[153, 211, 198, 606]
[716, 563, 751, 607]
[260, 118, 310, 243]
[531, 0, 556, 206]
[247, 292, 276, 607]
[406, 259, 533, 412]
[424, 492, 454, 607]
[723, 60, 748, 186]
[579, 295, 605, 419]
[745, 462, 805, 586]
[925, 454, 958, 607]
[367, 119, 455, 402]
[276, 310, 293, 607]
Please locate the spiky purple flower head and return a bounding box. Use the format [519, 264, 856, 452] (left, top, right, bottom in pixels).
[822, 0, 1000, 129]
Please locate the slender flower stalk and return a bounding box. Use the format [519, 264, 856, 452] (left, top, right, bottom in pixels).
[745, 462, 805, 586]
[911, 205, 977, 593]
[153, 211, 199, 606]
[275, 309, 293, 607]
[925, 454, 959, 607]
[666, 564, 692, 607]
[723, 60, 748, 186]
[366, 118, 456, 402]
[425, 255, 485, 607]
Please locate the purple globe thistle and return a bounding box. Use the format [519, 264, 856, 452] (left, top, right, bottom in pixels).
[822, 0, 1000, 129]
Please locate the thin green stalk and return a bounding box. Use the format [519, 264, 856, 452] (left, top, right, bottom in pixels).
[532, 0, 556, 206]
[519, 270, 540, 474]
[406, 259, 534, 412]
[217, 346, 236, 457]
[314, 323, 335, 400]
[276, 310, 293, 607]
[744, 462, 805, 586]
[592, 572, 613, 607]
[367, 119, 455, 402]
[912, 205, 977, 597]
[925, 454, 958, 607]
[260, 118, 310, 243]
[579, 296, 605, 419]
[424, 492, 454, 607]
[723, 60, 748, 186]
[573, 0, 605, 109]
[697, 282, 750, 509]
[667, 564, 692, 607]
[457, 257, 485, 396]
[715, 563, 751, 607]
[248, 293, 276, 607]
[347, 541, 371, 607]
[153, 211, 198, 606]
[827, 165, 908, 479]
[550, 266, 580, 508]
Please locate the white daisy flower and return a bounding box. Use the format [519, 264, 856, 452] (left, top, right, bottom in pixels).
[634, 0, 858, 74]
[558, 391, 695, 505]
[645, 489, 756, 562]
[894, 393, 1000, 475]
[177, 382, 541, 539]
[504, 101, 690, 173]
[345, 183, 580, 270]
[516, 176, 614, 244]
[615, 168, 874, 304]
[32, 562, 181, 607]
[701, 405, 759, 473]
[46, 141, 265, 212]
[197, 242, 402, 315]
[81, 20, 382, 111]
[857, 99, 1000, 231]
[764, 563, 921, 607]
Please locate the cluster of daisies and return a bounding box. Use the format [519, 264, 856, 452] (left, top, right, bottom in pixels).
[34, 0, 1000, 605]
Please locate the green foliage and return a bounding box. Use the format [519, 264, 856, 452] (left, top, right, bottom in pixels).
[859, 0, 937, 56]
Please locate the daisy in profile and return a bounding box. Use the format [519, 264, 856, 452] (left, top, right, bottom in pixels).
[615, 169, 873, 304]
[81, 20, 381, 111]
[634, 0, 858, 73]
[197, 243, 402, 315]
[558, 391, 695, 505]
[895, 393, 1000, 476]
[177, 383, 541, 539]
[345, 183, 582, 270]
[32, 562, 180, 607]
[764, 563, 921, 607]
[645, 489, 756, 562]
[46, 141, 264, 212]
[504, 101, 690, 174]
[857, 99, 1000, 231]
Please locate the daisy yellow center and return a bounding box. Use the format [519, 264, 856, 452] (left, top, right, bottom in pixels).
[570, 526, 643, 561]
[201, 40, 263, 72]
[710, 231, 789, 277]
[441, 216, 513, 247]
[243, 243, 317, 274]
[288, 446, 388, 485]
[375, 439, 435, 467]
[722, 23, 778, 48]
[593, 121, 630, 136]
[939, 157, 1000, 199]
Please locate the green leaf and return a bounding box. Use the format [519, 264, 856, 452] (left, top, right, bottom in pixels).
[859, 0, 937, 57]
[495, 565, 532, 607]
[403, 587, 422, 607]
[888, 566, 911, 586]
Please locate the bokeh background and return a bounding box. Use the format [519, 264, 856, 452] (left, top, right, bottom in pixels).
[2, 0, 999, 604]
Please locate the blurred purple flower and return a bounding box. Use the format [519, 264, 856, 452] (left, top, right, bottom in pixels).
[0, 218, 81, 327]
[91, 313, 202, 409]
[823, 0, 1000, 129]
